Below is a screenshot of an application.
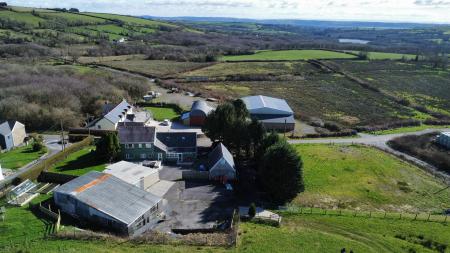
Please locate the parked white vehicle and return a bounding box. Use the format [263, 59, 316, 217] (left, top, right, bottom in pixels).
[162, 119, 171, 126]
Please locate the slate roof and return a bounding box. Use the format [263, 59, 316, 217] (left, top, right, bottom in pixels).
[118, 125, 156, 143]
[241, 95, 293, 115]
[0, 121, 22, 136]
[207, 143, 235, 169]
[190, 101, 214, 117]
[155, 132, 197, 152]
[55, 171, 161, 225]
[104, 100, 132, 124]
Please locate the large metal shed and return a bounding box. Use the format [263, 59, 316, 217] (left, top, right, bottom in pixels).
[54, 171, 162, 236]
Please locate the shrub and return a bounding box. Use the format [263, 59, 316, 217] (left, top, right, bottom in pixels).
[248, 203, 256, 218]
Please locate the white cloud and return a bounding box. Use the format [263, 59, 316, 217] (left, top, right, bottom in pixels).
[6, 0, 450, 23]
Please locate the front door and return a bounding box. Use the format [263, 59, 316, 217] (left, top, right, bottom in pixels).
[178, 153, 183, 163]
[157, 153, 163, 161]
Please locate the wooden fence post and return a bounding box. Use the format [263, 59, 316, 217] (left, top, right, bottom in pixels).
[354, 210, 357, 217]
[399, 213, 402, 220]
[300, 207, 303, 214]
[414, 213, 418, 220]
[310, 206, 313, 214]
[339, 210, 342, 216]
[427, 213, 431, 221]
[384, 212, 387, 219]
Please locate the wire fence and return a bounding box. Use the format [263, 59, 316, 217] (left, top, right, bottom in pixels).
[281, 206, 449, 224]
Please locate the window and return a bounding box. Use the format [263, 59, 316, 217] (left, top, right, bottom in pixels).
[167, 153, 179, 159]
[140, 154, 146, 159]
[145, 143, 152, 148]
[125, 153, 133, 159]
[125, 144, 133, 149]
[148, 154, 153, 159]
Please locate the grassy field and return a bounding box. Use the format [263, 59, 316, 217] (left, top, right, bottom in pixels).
[0, 144, 46, 170]
[48, 146, 106, 176]
[100, 59, 212, 77]
[368, 124, 450, 135]
[292, 144, 450, 212]
[84, 13, 177, 28]
[240, 213, 450, 253]
[0, 7, 183, 43]
[145, 106, 180, 121]
[221, 50, 357, 61]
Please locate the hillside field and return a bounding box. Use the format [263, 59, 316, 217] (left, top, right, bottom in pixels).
[292, 144, 450, 212]
[220, 50, 357, 61]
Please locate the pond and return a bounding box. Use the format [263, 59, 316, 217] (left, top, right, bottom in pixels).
[339, 38, 370, 44]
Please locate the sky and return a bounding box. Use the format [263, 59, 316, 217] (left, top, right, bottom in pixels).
[7, 0, 450, 24]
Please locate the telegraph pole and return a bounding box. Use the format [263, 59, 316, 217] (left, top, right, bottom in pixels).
[60, 120, 65, 152]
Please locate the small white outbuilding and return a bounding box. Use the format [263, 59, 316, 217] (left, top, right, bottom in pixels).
[103, 161, 159, 190]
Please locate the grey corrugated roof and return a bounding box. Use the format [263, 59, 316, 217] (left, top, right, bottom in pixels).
[104, 100, 132, 124]
[0, 121, 20, 136]
[191, 101, 214, 116]
[118, 125, 156, 143]
[207, 143, 235, 169]
[156, 132, 197, 148]
[55, 171, 161, 225]
[253, 115, 296, 124]
[241, 95, 293, 115]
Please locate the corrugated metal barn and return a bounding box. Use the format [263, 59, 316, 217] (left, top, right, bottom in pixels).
[241, 95, 295, 132]
[54, 171, 161, 236]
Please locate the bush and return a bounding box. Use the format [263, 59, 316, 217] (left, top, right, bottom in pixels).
[248, 203, 256, 218]
[32, 140, 44, 152]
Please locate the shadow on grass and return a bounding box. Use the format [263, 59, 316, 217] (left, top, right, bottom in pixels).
[54, 151, 105, 173]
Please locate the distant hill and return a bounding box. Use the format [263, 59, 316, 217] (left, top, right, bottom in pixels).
[142, 16, 441, 29]
[0, 5, 191, 45]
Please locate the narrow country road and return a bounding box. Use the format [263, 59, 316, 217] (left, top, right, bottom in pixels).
[289, 127, 450, 184]
[0, 135, 67, 189]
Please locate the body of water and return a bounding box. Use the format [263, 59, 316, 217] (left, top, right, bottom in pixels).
[339, 39, 370, 44]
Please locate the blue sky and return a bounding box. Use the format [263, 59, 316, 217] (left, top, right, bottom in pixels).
[7, 0, 450, 23]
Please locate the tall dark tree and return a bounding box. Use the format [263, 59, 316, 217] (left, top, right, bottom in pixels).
[232, 99, 249, 122]
[95, 132, 121, 162]
[248, 119, 265, 157]
[259, 139, 304, 203]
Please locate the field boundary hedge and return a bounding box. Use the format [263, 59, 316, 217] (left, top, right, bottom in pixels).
[17, 136, 94, 182]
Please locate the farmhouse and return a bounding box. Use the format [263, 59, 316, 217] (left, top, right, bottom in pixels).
[182, 100, 214, 126]
[89, 100, 150, 130]
[118, 124, 197, 164]
[155, 132, 197, 165]
[241, 95, 295, 132]
[0, 120, 26, 151]
[207, 143, 236, 182]
[54, 171, 162, 236]
[103, 161, 159, 190]
[437, 132, 450, 149]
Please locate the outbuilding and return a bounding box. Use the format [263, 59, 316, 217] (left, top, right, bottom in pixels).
[241, 95, 295, 132]
[207, 143, 236, 182]
[0, 120, 26, 151]
[103, 161, 159, 190]
[182, 101, 214, 126]
[54, 171, 162, 236]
